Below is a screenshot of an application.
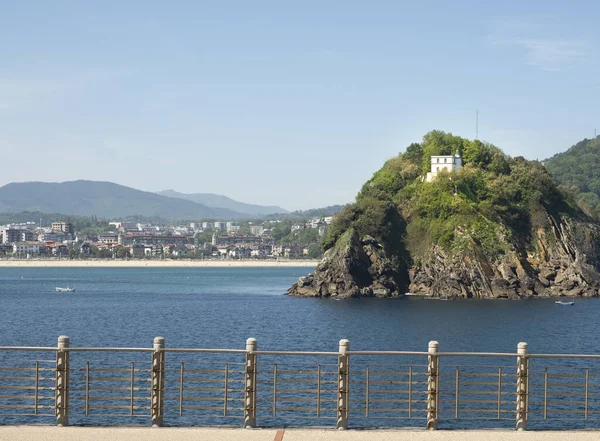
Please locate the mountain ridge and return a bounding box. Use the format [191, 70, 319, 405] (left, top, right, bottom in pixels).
[157, 189, 288, 216]
[0, 180, 249, 220]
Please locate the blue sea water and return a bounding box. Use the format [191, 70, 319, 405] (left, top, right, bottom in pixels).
[0, 266, 598, 429]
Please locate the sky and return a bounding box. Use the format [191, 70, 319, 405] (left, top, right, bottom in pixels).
[1, 1, 599, 210]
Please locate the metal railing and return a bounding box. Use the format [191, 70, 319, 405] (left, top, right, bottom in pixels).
[2, 337, 600, 430]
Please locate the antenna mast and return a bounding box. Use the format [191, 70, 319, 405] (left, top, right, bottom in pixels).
[476, 108, 479, 140]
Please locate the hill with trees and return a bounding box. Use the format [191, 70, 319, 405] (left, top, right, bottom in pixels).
[544, 135, 600, 217]
[290, 130, 600, 299]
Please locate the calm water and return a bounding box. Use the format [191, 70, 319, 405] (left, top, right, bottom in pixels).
[0, 267, 598, 429]
[0, 266, 595, 353]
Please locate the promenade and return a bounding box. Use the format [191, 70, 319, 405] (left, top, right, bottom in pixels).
[0, 258, 318, 267]
[1, 427, 598, 441]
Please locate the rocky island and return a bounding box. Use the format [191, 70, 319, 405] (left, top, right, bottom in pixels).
[289, 131, 600, 299]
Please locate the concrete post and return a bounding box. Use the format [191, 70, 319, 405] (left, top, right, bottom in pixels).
[244, 338, 257, 428]
[336, 339, 350, 430]
[151, 336, 165, 427]
[426, 341, 439, 430]
[516, 342, 529, 431]
[56, 335, 69, 426]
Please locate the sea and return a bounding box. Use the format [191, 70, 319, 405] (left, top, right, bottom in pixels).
[0, 266, 598, 429]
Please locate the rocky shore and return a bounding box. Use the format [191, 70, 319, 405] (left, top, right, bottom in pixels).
[288, 215, 600, 299]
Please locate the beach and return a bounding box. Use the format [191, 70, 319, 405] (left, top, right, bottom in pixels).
[0, 259, 319, 268]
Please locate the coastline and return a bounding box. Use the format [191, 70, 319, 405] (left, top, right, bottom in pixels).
[0, 259, 319, 268]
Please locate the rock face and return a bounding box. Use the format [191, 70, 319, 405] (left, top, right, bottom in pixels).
[410, 215, 600, 299]
[289, 215, 600, 299]
[288, 229, 405, 298]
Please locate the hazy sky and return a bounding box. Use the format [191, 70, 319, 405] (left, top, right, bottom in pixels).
[1, 1, 598, 210]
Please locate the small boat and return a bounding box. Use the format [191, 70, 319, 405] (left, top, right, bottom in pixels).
[555, 300, 574, 306]
[55, 286, 75, 293]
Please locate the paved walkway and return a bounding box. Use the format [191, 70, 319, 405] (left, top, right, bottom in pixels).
[1, 427, 599, 441]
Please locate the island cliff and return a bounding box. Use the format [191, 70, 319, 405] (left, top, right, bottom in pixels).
[289, 131, 600, 299]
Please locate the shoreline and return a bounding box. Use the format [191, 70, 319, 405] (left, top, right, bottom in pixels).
[0, 259, 319, 268]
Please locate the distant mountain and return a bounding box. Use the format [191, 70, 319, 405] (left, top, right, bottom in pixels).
[544, 135, 600, 216]
[0, 181, 249, 220]
[157, 189, 288, 216]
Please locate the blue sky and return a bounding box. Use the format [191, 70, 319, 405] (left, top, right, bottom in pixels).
[1, 1, 598, 210]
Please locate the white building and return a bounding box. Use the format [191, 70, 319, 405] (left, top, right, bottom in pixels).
[226, 222, 240, 233]
[426, 150, 462, 182]
[13, 242, 43, 256]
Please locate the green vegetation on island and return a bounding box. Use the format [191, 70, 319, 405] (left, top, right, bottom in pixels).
[291, 131, 600, 299]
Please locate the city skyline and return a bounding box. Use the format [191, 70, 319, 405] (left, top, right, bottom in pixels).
[1, 1, 599, 209]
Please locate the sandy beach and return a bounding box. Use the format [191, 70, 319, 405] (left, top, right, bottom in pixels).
[0, 259, 319, 268]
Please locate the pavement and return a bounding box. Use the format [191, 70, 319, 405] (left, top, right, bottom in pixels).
[0, 427, 598, 441]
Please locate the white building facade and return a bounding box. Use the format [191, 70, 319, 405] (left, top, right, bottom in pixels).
[426, 151, 462, 182]
[13, 242, 43, 256]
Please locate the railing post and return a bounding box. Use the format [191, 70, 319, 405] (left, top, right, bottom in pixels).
[426, 340, 439, 430]
[516, 342, 528, 431]
[244, 337, 257, 428]
[337, 339, 350, 429]
[56, 335, 69, 426]
[151, 336, 165, 427]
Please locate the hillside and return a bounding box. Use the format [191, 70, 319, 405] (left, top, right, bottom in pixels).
[0, 181, 247, 220]
[544, 135, 600, 217]
[157, 190, 287, 216]
[289, 130, 600, 299]
[265, 205, 345, 221]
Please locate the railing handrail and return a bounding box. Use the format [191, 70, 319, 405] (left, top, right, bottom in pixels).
[1, 345, 600, 359]
[0, 346, 59, 351]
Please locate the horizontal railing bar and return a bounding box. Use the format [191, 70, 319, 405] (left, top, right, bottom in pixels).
[161, 349, 247, 354]
[351, 351, 517, 357]
[530, 391, 588, 396]
[528, 354, 600, 359]
[171, 378, 244, 384]
[179, 405, 243, 411]
[361, 407, 427, 413]
[69, 413, 150, 418]
[455, 381, 513, 386]
[450, 372, 513, 378]
[535, 373, 593, 378]
[2, 347, 600, 358]
[79, 368, 150, 373]
[168, 368, 227, 374]
[0, 376, 52, 381]
[0, 385, 55, 391]
[366, 389, 427, 395]
[81, 387, 150, 392]
[263, 406, 323, 412]
[87, 377, 135, 382]
[358, 398, 417, 404]
[85, 405, 150, 410]
[82, 396, 150, 401]
[171, 386, 242, 392]
[254, 351, 340, 356]
[66, 348, 153, 352]
[0, 413, 55, 417]
[545, 400, 587, 405]
[0, 367, 54, 372]
[349, 351, 429, 356]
